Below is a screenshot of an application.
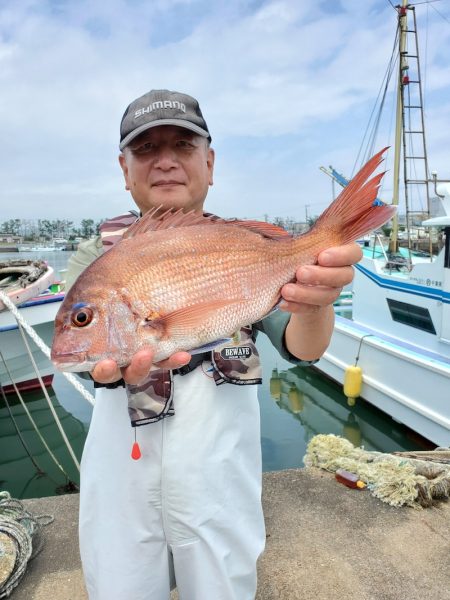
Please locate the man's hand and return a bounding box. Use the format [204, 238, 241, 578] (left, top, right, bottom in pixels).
[280, 243, 362, 313]
[281, 243, 362, 361]
[90, 349, 192, 385]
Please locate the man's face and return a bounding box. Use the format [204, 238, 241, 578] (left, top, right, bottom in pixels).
[119, 125, 215, 215]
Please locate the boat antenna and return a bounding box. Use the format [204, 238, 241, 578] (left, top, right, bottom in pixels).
[352, 31, 398, 175]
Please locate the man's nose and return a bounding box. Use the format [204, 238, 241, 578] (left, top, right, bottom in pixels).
[154, 146, 178, 169]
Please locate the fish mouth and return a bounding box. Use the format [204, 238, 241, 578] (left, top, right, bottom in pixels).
[51, 351, 94, 373]
[54, 360, 96, 373]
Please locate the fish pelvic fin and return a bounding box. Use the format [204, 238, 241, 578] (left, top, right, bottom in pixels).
[305, 148, 396, 247]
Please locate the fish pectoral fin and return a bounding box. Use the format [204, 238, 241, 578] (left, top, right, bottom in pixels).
[160, 299, 242, 340]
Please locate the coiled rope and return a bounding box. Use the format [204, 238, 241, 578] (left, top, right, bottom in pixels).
[0, 491, 53, 598]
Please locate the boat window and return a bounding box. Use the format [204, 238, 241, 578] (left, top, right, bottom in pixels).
[386, 298, 436, 334]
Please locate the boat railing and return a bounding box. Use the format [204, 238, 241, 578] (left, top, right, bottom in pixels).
[370, 233, 389, 261]
[384, 254, 412, 273]
[370, 233, 413, 273]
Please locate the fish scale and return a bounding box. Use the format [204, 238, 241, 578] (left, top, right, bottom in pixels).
[124, 229, 289, 311]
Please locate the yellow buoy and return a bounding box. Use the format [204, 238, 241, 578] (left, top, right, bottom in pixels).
[342, 413, 362, 447]
[343, 365, 362, 401]
[269, 368, 281, 401]
[287, 384, 304, 413]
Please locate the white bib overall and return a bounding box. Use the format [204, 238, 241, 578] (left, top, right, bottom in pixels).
[79, 366, 265, 600]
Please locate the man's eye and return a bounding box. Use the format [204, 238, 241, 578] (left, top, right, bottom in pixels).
[176, 140, 194, 149]
[133, 142, 155, 154]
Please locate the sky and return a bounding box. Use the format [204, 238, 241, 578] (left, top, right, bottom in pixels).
[1, 0, 450, 225]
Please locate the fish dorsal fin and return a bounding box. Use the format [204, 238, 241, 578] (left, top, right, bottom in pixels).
[228, 220, 292, 240]
[123, 206, 292, 241]
[122, 207, 219, 238]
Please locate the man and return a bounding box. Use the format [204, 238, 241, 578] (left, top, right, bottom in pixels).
[67, 89, 361, 600]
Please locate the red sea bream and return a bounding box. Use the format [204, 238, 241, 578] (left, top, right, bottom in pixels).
[51, 149, 395, 372]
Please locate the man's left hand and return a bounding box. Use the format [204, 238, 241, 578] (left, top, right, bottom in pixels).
[280, 243, 362, 314]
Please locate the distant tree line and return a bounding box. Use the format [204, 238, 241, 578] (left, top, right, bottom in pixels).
[1, 214, 317, 242]
[0, 218, 106, 241]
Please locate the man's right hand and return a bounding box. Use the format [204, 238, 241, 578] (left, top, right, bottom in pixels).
[90, 348, 192, 385]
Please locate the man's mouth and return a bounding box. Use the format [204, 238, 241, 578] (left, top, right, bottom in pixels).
[152, 180, 184, 187]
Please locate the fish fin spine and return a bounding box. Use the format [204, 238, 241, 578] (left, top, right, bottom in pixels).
[122, 207, 292, 241]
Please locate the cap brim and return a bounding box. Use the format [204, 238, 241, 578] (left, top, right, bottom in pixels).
[120, 119, 210, 150]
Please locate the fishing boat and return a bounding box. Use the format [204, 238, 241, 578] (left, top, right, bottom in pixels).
[17, 245, 65, 252]
[0, 261, 64, 393]
[0, 259, 55, 310]
[315, 2, 450, 448]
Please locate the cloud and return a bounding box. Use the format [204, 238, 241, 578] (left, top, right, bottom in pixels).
[0, 0, 449, 222]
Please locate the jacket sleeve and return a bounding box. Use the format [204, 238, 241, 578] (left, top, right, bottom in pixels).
[254, 311, 318, 366]
[65, 236, 103, 291]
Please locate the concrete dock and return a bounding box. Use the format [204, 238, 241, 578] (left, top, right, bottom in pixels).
[9, 468, 450, 600]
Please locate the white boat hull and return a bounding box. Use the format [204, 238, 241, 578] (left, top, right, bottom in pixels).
[316, 315, 450, 447]
[0, 294, 63, 390]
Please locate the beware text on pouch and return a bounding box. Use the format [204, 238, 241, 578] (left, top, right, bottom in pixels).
[220, 346, 252, 360]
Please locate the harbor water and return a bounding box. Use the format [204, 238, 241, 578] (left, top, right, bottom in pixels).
[0, 250, 433, 499]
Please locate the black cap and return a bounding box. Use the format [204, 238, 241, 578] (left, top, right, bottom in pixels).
[120, 89, 210, 150]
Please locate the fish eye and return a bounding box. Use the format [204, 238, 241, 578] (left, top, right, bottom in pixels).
[71, 306, 94, 327]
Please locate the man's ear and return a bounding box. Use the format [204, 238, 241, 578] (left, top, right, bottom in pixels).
[119, 153, 130, 190]
[207, 147, 215, 187]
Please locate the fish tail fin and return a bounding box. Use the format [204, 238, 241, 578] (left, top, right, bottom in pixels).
[303, 148, 396, 247]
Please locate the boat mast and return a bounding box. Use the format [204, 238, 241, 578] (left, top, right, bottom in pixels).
[389, 0, 408, 254]
[390, 1, 432, 256]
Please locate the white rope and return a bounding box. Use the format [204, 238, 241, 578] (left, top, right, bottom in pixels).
[0, 351, 73, 480]
[0, 289, 97, 474]
[15, 322, 81, 471]
[0, 289, 95, 406]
